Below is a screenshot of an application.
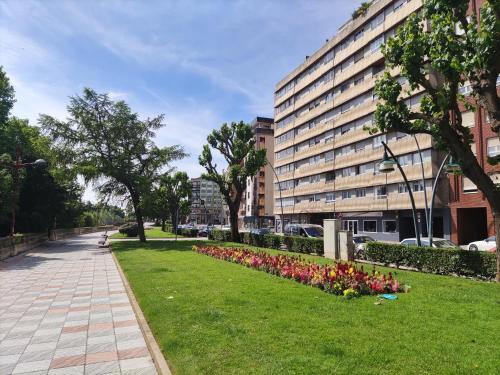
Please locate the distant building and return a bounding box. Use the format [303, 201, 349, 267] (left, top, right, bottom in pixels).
[189, 177, 225, 225]
[239, 117, 275, 229]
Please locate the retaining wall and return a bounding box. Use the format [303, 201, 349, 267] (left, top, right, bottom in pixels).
[0, 225, 116, 260]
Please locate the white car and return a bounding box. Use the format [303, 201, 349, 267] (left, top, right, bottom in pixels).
[468, 236, 496, 252]
[400, 237, 459, 249]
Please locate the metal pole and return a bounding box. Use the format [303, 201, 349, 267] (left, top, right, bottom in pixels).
[382, 142, 421, 246]
[413, 135, 429, 234]
[428, 153, 450, 247]
[269, 161, 284, 233]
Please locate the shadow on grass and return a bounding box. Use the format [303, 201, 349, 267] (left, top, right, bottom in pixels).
[111, 239, 218, 253]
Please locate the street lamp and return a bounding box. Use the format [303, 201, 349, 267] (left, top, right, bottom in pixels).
[378, 142, 422, 246]
[1, 148, 47, 237]
[427, 153, 462, 246]
[268, 160, 285, 233]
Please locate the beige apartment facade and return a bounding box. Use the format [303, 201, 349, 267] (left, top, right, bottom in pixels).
[239, 117, 275, 229]
[273, 0, 452, 242]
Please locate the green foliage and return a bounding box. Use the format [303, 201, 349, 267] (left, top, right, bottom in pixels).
[157, 171, 191, 232]
[209, 229, 232, 241]
[118, 223, 138, 237]
[40, 88, 187, 241]
[178, 228, 199, 237]
[0, 66, 15, 126]
[199, 121, 267, 242]
[241, 232, 283, 249]
[365, 242, 495, 279]
[283, 236, 324, 255]
[352, 1, 373, 19]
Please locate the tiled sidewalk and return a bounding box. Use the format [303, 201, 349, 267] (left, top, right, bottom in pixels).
[0, 233, 157, 375]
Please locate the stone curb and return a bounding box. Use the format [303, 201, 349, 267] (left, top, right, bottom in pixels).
[111, 250, 173, 375]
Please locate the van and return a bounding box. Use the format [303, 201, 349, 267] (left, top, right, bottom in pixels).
[284, 224, 323, 238]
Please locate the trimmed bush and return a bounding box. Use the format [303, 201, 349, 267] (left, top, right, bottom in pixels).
[242, 233, 283, 249]
[210, 229, 232, 241]
[365, 242, 495, 279]
[118, 223, 138, 237]
[283, 236, 324, 255]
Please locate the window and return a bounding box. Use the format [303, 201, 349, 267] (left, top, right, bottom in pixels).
[356, 188, 366, 197]
[363, 220, 377, 233]
[324, 151, 334, 162]
[342, 190, 352, 199]
[326, 192, 336, 202]
[325, 172, 335, 182]
[376, 185, 387, 198]
[383, 220, 397, 233]
[398, 183, 408, 193]
[461, 111, 475, 127]
[398, 154, 413, 166]
[372, 134, 386, 148]
[463, 177, 478, 193]
[487, 138, 500, 157]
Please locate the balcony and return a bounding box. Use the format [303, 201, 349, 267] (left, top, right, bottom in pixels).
[293, 120, 333, 145]
[293, 141, 334, 163]
[334, 100, 376, 128]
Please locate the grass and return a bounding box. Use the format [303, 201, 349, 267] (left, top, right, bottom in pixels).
[109, 227, 182, 239]
[112, 240, 500, 375]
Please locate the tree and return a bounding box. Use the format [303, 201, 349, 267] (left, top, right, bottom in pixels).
[158, 171, 191, 233]
[371, 0, 500, 281]
[0, 66, 15, 127]
[199, 121, 266, 242]
[40, 88, 187, 242]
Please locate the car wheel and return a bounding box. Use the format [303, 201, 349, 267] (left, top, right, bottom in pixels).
[469, 244, 478, 251]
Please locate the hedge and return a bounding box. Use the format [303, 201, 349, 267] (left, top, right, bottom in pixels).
[365, 242, 496, 279]
[242, 233, 283, 249]
[177, 228, 199, 237]
[209, 229, 232, 241]
[283, 236, 324, 255]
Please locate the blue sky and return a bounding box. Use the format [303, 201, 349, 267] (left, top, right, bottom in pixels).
[1, 0, 362, 201]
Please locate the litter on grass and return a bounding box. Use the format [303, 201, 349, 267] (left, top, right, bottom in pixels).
[381, 294, 397, 300]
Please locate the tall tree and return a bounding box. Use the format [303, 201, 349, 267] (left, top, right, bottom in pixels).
[40, 88, 186, 242]
[371, 0, 500, 280]
[199, 121, 266, 242]
[0, 66, 15, 127]
[159, 171, 191, 233]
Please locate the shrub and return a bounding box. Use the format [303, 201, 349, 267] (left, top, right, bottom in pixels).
[179, 228, 199, 237]
[365, 242, 496, 279]
[283, 236, 324, 255]
[242, 233, 283, 249]
[210, 229, 232, 241]
[118, 223, 138, 237]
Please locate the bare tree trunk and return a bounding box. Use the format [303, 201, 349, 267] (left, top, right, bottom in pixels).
[161, 218, 166, 232]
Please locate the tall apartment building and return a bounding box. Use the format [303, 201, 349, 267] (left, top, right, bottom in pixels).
[273, 0, 453, 242]
[189, 177, 225, 225]
[239, 117, 275, 229]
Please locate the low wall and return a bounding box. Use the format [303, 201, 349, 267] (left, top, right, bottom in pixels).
[0, 225, 117, 261]
[0, 233, 48, 261]
[49, 225, 116, 241]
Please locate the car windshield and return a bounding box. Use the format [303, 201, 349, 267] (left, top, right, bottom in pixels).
[486, 236, 495, 241]
[304, 226, 323, 237]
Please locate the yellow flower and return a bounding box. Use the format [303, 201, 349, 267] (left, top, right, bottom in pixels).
[330, 271, 336, 278]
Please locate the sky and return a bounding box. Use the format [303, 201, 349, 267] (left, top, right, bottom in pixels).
[0, 0, 363, 202]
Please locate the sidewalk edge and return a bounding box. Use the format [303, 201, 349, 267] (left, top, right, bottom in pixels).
[111, 250, 173, 375]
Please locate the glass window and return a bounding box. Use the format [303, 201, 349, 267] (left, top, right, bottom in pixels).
[363, 220, 377, 233]
[463, 177, 478, 193]
[376, 185, 387, 198]
[356, 188, 366, 197]
[487, 138, 500, 157]
[383, 221, 397, 233]
[461, 111, 475, 127]
[342, 190, 352, 199]
[326, 192, 335, 202]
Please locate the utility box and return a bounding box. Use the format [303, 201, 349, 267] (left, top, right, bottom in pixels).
[338, 230, 354, 262]
[324, 219, 341, 260]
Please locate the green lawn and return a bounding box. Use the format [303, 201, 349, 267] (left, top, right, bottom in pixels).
[112, 240, 500, 375]
[109, 227, 181, 239]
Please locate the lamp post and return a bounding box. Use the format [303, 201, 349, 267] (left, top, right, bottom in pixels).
[1, 146, 46, 237]
[427, 153, 461, 246]
[379, 141, 421, 246]
[268, 160, 285, 233]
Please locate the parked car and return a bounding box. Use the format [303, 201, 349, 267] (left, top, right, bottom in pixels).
[400, 237, 459, 249]
[197, 226, 208, 237]
[284, 224, 323, 238]
[468, 236, 496, 251]
[250, 228, 271, 235]
[353, 235, 376, 259]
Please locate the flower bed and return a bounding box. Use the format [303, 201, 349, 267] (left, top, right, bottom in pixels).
[194, 246, 402, 297]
